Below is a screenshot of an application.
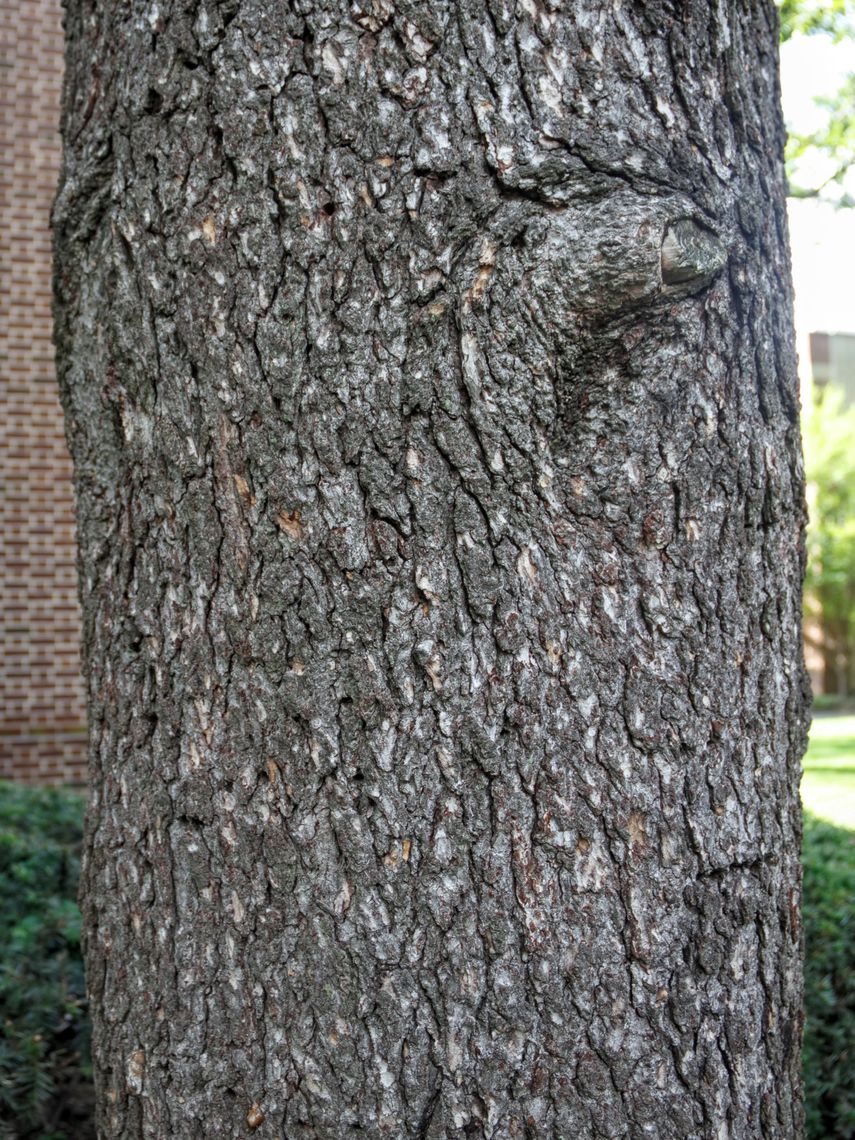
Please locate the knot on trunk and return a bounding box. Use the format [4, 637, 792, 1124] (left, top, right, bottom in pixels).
[661, 219, 728, 287]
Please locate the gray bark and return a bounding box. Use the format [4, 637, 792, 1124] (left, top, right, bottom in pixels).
[54, 2, 808, 1137]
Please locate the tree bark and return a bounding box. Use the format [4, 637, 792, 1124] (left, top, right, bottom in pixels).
[54, 2, 808, 1137]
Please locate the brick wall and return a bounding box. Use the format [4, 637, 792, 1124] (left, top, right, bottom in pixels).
[0, 0, 87, 784]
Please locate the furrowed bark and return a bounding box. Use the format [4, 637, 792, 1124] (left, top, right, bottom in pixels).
[54, 2, 808, 1137]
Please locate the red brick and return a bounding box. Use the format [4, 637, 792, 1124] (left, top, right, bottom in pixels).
[0, 0, 87, 785]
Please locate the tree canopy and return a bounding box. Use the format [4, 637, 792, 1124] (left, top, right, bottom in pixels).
[779, 0, 855, 204]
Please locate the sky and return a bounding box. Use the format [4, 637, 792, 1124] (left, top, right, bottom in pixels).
[781, 31, 855, 338]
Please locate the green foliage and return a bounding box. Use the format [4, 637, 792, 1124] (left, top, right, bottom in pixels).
[803, 812, 855, 1138]
[788, 72, 855, 205]
[777, 1, 855, 203]
[0, 783, 92, 1139]
[779, 0, 855, 42]
[803, 384, 855, 693]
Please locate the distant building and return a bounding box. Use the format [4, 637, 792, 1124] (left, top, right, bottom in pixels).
[809, 331, 855, 406]
[0, 0, 87, 783]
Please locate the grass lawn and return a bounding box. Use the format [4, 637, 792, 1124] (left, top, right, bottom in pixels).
[802, 714, 855, 829]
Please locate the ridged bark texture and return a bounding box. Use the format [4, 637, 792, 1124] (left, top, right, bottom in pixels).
[54, 2, 808, 1137]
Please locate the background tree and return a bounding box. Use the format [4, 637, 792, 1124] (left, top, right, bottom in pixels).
[803, 384, 855, 694]
[54, 2, 808, 1137]
[779, 0, 854, 41]
[778, 0, 855, 203]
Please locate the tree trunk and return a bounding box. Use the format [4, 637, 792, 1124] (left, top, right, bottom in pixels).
[54, 2, 808, 1137]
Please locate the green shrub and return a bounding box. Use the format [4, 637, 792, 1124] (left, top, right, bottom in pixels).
[803, 811, 855, 1139]
[0, 782, 92, 1139]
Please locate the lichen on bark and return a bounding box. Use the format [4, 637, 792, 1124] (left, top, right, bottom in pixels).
[54, 2, 807, 1137]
